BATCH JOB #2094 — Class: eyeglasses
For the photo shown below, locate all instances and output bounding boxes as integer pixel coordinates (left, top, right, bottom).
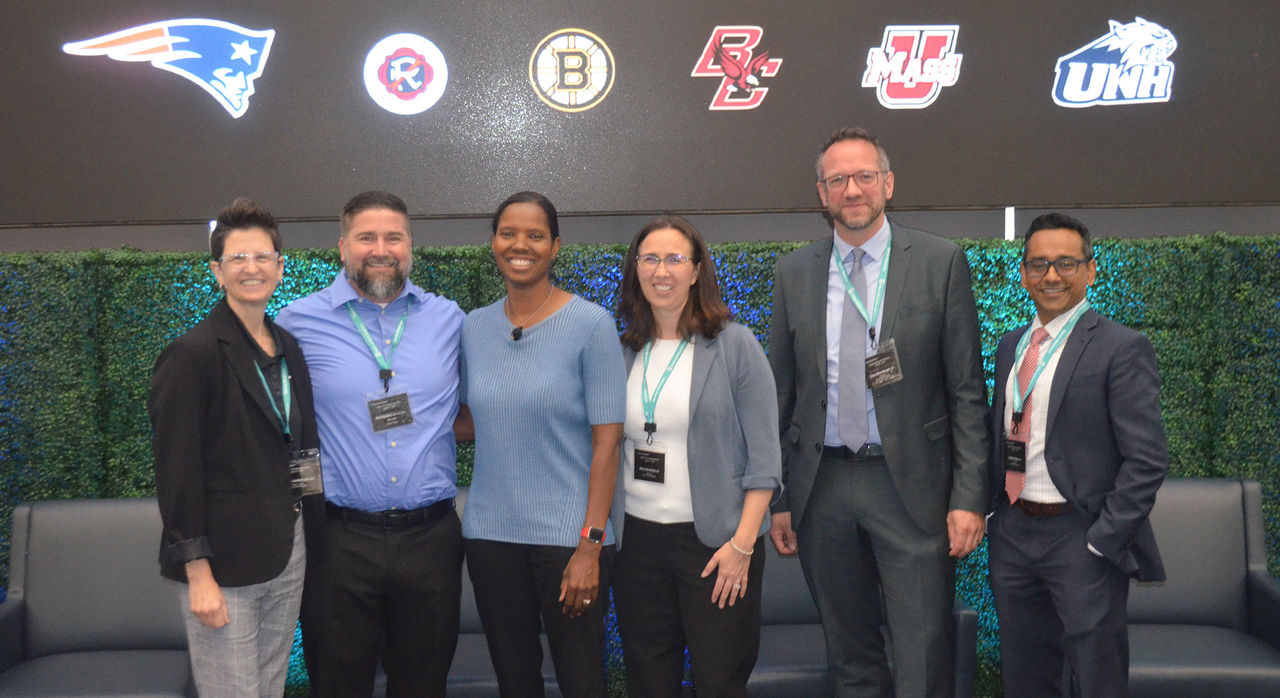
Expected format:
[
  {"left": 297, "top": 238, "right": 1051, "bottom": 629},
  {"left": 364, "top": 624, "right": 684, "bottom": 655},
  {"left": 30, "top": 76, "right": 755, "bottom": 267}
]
[
  {"left": 1022, "top": 257, "right": 1091, "bottom": 278},
  {"left": 637, "top": 253, "right": 693, "bottom": 271},
  {"left": 819, "top": 170, "right": 885, "bottom": 192},
  {"left": 217, "top": 251, "right": 283, "bottom": 269}
]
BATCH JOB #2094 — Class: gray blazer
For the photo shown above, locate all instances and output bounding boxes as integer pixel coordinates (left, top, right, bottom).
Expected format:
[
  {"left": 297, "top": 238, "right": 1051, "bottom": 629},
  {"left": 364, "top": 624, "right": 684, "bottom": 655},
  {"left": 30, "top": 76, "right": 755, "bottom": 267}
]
[
  {"left": 768, "top": 221, "right": 989, "bottom": 534},
  {"left": 989, "top": 309, "right": 1168, "bottom": 581},
  {"left": 614, "top": 322, "right": 783, "bottom": 548}
]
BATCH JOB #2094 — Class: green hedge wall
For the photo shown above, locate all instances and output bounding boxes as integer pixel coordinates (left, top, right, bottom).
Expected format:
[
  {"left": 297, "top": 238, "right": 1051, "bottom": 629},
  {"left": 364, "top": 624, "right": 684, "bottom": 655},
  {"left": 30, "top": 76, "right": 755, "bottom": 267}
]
[{"left": 1, "top": 234, "right": 1277, "bottom": 696}]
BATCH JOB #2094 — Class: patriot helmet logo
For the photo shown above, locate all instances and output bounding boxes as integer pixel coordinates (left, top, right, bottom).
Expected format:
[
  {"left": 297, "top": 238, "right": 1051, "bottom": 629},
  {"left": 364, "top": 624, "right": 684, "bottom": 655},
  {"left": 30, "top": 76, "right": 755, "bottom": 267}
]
[
  {"left": 1052, "top": 17, "right": 1177, "bottom": 108},
  {"left": 62, "top": 19, "right": 275, "bottom": 118},
  {"left": 861, "top": 25, "right": 963, "bottom": 110}
]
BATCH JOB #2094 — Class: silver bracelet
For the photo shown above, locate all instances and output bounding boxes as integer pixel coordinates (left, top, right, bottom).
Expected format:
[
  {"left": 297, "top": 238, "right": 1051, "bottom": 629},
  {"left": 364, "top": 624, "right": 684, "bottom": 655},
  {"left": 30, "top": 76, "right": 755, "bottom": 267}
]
[{"left": 729, "top": 538, "right": 753, "bottom": 556}]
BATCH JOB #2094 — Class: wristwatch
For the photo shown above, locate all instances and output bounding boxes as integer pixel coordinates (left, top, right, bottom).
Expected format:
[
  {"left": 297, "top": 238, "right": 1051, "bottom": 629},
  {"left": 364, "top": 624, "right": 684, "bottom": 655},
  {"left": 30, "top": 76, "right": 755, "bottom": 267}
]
[{"left": 580, "top": 526, "right": 605, "bottom": 544}]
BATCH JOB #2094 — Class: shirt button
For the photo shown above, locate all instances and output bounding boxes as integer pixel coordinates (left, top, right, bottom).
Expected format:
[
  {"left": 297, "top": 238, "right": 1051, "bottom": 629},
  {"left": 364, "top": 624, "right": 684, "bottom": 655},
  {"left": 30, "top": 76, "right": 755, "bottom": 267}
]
[
  {"left": 390, "top": 476, "right": 398, "bottom": 483},
  {"left": 390, "top": 441, "right": 397, "bottom": 447},
  {"left": 385, "top": 339, "right": 391, "bottom": 344}
]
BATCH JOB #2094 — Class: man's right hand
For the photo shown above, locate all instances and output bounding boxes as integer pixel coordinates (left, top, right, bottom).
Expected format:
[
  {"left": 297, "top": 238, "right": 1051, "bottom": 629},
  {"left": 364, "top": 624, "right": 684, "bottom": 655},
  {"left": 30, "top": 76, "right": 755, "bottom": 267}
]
[{"left": 770, "top": 512, "right": 798, "bottom": 555}]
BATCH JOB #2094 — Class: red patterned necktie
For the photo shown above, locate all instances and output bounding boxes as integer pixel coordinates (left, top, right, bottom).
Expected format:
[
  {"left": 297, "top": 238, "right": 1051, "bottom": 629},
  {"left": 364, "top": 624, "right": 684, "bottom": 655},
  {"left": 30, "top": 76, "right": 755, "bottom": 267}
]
[{"left": 1007, "top": 327, "right": 1050, "bottom": 503}]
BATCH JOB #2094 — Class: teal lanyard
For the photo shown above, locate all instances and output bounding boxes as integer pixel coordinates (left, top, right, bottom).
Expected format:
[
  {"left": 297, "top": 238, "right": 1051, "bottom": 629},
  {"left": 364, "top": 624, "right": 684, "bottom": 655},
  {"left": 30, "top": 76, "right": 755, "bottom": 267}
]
[
  {"left": 1011, "top": 301, "right": 1090, "bottom": 415},
  {"left": 253, "top": 357, "right": 292, "bottom": 439},
  {"left": 640, "top": 337, "right": 690, "bottom": 444},
  {"left": 345, "top": 300, "right": 410, "bottom": 391},
  {"left": 832, "top": 233, "right": 892, "bottom": 345}
]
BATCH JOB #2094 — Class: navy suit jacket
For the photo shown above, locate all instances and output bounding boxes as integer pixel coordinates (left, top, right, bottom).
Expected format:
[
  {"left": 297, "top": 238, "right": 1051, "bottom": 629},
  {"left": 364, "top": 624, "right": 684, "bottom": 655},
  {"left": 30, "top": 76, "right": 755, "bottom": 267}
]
[{"left": 989, "top": 309, "right": 1168, "bottom": 582}]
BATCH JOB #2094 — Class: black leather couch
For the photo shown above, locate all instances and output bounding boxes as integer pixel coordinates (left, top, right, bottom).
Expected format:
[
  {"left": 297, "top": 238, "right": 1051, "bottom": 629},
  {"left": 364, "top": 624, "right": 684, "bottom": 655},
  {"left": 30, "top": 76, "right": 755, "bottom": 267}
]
[
  {"left": 0, "top": 498, "right": 193, "bottom": 697},
  {"left": 1125, "top": 477, "right": 1280, "bottom": 697}
]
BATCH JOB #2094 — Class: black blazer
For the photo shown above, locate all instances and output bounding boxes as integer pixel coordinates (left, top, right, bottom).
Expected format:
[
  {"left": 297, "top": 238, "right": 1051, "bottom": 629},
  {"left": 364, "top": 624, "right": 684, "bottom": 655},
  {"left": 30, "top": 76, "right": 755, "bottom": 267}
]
[{"left": 150, "top": 298, "right": 324, "bottom": 586}]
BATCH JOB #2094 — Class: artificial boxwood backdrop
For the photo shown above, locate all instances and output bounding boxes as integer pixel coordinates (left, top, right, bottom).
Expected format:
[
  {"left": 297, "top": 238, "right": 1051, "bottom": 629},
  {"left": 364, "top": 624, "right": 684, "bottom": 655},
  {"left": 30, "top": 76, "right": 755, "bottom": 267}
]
[{"left": 1, "top": 234, "right": 1277, "bottom": 695}]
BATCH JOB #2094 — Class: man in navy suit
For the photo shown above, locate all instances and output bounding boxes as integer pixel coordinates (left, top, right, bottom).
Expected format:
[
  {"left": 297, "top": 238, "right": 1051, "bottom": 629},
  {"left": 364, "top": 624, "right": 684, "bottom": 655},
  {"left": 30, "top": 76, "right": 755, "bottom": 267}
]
[{"left": 987, "top": 212, "right": 1169, "bottom": 697}]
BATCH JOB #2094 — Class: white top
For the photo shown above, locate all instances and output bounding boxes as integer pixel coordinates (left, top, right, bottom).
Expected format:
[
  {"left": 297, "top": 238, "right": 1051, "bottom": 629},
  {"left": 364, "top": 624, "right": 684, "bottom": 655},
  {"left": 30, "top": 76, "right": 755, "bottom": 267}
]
[
  {"left": 1003, "top": 298, "right": 1089, "bottom": 503},
  {"left": 623, "top": 337, "right": 696, "bottom": 523}
]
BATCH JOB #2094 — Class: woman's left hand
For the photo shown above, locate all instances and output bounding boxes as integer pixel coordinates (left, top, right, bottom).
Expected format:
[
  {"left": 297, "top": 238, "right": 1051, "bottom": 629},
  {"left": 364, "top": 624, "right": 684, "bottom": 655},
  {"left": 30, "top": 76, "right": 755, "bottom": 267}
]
[
  {"left": 702, "top": 539, "right": 754, "bottom": 609},
  {"left": 559, "top": 541, "right": 602, "bottom": 617}
]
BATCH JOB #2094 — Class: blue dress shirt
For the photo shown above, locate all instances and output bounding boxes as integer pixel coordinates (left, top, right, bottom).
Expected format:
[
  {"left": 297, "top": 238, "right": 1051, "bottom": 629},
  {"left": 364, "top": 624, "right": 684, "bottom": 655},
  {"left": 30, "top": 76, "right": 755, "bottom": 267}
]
[{"left": 276, "top": 271, "right": 464, "bottom": 512}]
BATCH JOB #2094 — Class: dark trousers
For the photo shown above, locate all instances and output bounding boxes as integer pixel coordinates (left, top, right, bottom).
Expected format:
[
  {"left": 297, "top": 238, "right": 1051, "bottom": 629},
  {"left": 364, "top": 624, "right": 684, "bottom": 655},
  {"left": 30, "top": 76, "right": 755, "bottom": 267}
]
[
  {"left": 988, "top": 501, "right": 1131, "bottom": 698},
  {"left": 614, "top": 515, "right": 765, "bottom": 698},
  {"left": 797, "top": 454, "right": 955, "bottom": 698},
  {"left": 300, "top": 510, "right": 462, "bottom": 698},
  {"left": 463, "top": 538, "right": 614, "bottom": 698}
]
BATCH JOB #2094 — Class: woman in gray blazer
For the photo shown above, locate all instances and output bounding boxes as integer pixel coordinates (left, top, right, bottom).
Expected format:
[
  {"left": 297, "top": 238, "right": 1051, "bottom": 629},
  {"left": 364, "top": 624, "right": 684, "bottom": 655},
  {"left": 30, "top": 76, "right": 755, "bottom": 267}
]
[{"left": 613, "top": 214, "right": 782, "bottom": 697}]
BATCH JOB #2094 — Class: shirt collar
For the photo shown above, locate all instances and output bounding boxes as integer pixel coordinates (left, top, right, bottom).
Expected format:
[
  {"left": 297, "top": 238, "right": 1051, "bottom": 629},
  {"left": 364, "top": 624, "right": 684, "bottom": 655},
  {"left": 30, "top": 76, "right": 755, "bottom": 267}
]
[
  {"left": 326, "top": 269, "right": 427, "bottom": 309},
  {"left": 1032, "top": 297, "right": 1089, "bottom": 338},
  {"left": 832, "top": 218, "right": 891, "bottom": 265}
]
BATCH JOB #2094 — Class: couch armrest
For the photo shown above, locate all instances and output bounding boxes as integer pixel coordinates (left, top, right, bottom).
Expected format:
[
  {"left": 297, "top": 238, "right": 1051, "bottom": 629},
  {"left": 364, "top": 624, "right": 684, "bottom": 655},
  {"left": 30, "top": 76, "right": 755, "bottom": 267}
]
[
  {"left": 1247, "top": 568, "right": 1280, "bottom": 650},
  {"left": 0, "top": 594, "right": 25, "bottom": 673},
  {"left": 953, "top": 597, "right": 978, "bottom": 698}
]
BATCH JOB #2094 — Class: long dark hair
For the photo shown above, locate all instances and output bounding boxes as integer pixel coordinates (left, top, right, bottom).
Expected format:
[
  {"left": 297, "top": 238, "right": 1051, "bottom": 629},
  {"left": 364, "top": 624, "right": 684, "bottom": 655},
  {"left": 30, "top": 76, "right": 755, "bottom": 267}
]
[{"left": 618, "top": 214, "right": 731, "bottom": 351}]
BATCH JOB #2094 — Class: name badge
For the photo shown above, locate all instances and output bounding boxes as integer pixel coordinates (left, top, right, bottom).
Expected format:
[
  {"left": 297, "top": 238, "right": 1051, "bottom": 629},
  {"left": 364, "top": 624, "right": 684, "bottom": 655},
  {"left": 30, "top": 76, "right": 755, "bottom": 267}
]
[
  {"left": 367, "top": 391, "right": 413, "bottom": 432},
  {"left": 1003, "top": 437, "right": 1027, "bottom": 474},
  {"left": 865, "top": 337, "right": 904, "bottom": 389},
  {"left": 290, "top": 448, "right": 324, "bottom": 497},
  {"left": 633, "top": 441, "right": 667, "bottom": 483}
]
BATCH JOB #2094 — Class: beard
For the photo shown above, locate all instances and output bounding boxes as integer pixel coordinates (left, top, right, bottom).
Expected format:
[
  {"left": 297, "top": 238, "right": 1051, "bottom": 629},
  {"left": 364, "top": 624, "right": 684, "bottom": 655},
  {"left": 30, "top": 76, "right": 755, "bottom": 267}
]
[{"left": 347, "top": 256, "right": 409, "bottom": 301}]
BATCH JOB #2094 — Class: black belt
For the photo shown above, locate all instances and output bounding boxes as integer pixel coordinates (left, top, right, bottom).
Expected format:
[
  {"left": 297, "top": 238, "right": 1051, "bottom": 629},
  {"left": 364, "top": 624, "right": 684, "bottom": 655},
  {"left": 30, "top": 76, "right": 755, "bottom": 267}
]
[
  {"left": 1013, "top": 499, "right": 1074, "bottom": 517},
  {"left": 325, "top": 499, "right": 454, "bottom": 528},
  {"left": 822, "top": 444, "right": 885, "bottom": 461}
]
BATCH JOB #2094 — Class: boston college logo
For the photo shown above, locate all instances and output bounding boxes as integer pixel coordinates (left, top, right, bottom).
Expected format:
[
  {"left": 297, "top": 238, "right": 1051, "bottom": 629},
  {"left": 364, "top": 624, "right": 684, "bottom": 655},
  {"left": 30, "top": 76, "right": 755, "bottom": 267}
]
[{"left": 691, "top": 26, "right": 782, "bottom": 111}]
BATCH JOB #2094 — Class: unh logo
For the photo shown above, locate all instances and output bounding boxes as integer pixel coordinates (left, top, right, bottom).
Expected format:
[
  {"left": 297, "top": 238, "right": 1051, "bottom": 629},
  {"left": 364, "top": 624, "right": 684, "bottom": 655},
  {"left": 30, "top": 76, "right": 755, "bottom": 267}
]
[
  {"left": 861, "top": 25, "right": 962, "bottom": 109},
  {"left": 1052, "top": 17, "right": 1177, "bottom": 108},
  {"left": 691, "top": 26, "right": 782, "bottom": 111}
]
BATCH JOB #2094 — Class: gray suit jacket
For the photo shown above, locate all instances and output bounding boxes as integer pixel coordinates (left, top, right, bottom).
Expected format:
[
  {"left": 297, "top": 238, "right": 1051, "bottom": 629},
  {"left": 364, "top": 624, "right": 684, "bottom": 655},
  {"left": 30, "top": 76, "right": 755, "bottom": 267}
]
[
  {"left": 989, "top": 309, "right": 1168, "bottom": 582},
  {"left": 615, "top": 322, "right": 782, "bottom": 548},
  {"left": 768, "top": 222, "right": 989, "bottom": 534}
]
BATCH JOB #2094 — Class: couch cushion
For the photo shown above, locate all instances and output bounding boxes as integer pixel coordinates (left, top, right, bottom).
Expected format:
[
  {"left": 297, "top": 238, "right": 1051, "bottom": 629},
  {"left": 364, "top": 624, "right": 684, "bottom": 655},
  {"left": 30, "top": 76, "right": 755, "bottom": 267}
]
[
  {"left": 19, "top": 499, "right": 187, "bottom": 658},
  {"left": 0, "top": 649, "right": 192, "bottom": 697},
  {"left": 751, "top": 624, "right": 831, "bottom": 697},
  {"left": 1127, "top": 479, "right": 1247, "bottom": 630},
  {"left": 1129, "top": 624, "right": 1280, "bottom": 698}
]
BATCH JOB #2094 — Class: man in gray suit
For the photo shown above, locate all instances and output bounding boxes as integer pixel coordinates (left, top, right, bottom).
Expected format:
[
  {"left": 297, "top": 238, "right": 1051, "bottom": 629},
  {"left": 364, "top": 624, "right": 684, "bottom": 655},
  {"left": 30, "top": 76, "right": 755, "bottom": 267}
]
[
  {"left": 768, "top": 127, "right": 988, "bottom": 697},
  {"left": 987, "top": 213, "right": 1167, "bottom": 697}
]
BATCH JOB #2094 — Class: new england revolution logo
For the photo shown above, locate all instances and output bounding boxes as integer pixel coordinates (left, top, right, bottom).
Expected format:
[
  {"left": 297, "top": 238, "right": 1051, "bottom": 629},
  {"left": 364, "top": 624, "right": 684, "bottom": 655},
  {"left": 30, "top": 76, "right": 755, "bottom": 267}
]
[
  {"left": 861, "top": 25, "right": 963, "bottom": 109},
  {"left": 363, "top": 33, "right": 449, "bottom": 115},
  {"left": 1052, "top": 17, "right": 1176, "bottom": 108},
  {"left": 691, "top": 26, "right": 782, "bottom": 111},
  {"left": 62, "top": 19, "right": 275, "bottom": 119},
  {"left": 529, "top": 29, "right": 614, "bottom": 112}
]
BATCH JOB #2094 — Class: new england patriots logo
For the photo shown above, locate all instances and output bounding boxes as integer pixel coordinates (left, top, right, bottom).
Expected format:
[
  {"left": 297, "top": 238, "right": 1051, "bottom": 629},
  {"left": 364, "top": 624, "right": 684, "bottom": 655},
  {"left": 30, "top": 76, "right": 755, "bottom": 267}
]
[{"left": 63, "top": 19, "right": 276, "bottom": 118}]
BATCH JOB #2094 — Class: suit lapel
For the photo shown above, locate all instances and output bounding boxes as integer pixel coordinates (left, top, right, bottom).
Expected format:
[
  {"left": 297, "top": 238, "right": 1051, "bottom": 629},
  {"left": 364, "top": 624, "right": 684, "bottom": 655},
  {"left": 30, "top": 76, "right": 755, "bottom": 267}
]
[
  {"left": 212, "top": 301, "right": 283, "bottom": 435},
  {"left": 1045, "top": 309, "right": 1098, "bottom": 437},
  {"left": 879, "top": 226, "right": 913, "bottom": 341},
  {"left": 806, "top": 240, "right": 833, "bottom": 382},
  {"left": 688, "top": 333, "right": 716, "bottom": 417}
]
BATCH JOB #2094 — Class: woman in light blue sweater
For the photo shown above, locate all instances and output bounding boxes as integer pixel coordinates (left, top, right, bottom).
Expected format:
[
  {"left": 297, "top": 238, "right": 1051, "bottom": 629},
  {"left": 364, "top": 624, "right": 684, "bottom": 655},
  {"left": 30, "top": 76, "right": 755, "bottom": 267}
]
[
  {"left": 459, "top": 191, "right": 626, "bottom": 697},
  {"left": 612, "top": 214, "right": 782, "bottom": 697}
]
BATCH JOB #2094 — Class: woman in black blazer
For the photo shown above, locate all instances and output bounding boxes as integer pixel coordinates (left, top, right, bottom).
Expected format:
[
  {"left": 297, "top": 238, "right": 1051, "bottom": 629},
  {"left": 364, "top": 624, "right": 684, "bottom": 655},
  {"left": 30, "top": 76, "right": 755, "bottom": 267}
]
[{"left": 149, "top": 198, "right": 323, "bottom": 697}]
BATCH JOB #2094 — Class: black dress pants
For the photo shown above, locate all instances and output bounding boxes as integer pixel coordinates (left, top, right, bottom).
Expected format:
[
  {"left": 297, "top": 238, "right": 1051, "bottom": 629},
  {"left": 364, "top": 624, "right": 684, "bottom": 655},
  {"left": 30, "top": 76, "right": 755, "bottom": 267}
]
[
  {"left": 614, "top": 515, "right": 765, "bottom": 698},
  {"left": 463, "top": 537, "right": 615, "bottom": 698},
  {"left": 301, "top": 509, "right": 462, "bottom": 698}
]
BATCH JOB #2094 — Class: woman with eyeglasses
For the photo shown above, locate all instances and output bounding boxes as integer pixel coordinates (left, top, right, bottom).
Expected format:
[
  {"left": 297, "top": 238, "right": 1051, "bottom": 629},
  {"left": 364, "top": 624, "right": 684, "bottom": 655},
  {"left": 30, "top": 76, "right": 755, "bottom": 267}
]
[
  {"left": 458, "top": 191, "right": 626, "bottom": 697},
  {"left": 150, "top": 198, "right": 324, "bottom": 697},
  {"left": 612, "top": 214, "right": 781, "bottom": 697}
]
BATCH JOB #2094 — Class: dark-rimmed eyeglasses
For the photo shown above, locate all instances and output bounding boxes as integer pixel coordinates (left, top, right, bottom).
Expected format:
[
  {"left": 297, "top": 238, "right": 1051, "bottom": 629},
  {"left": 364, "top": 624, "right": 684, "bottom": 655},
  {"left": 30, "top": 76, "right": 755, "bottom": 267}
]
[
  {"left": 819, "top": 170, "right": 885, "bottom": 192},
  {"left": 1022, "top": 257, "right": 1091, "bottom": 278}
]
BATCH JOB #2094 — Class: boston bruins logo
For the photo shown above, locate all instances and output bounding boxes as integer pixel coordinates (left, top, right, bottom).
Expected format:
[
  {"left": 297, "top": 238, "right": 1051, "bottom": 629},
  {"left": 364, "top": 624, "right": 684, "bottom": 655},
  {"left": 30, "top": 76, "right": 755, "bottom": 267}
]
[{"left": 528, "top": 28, "right": 615, "bottom": 112}]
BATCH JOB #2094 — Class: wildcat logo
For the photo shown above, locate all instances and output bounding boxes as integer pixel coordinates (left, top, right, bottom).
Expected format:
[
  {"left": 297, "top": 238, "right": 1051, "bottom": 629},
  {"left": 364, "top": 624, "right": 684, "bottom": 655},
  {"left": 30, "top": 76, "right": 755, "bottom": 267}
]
[
  {"left": 691, "top": 26, "right": 782, "bottom": 111},
  {"left": 1052, "top": 17, "right": 1177, "bottom": 108},
  {"left": 861, "top": 25, "right": 962, "bottom": 109}
]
